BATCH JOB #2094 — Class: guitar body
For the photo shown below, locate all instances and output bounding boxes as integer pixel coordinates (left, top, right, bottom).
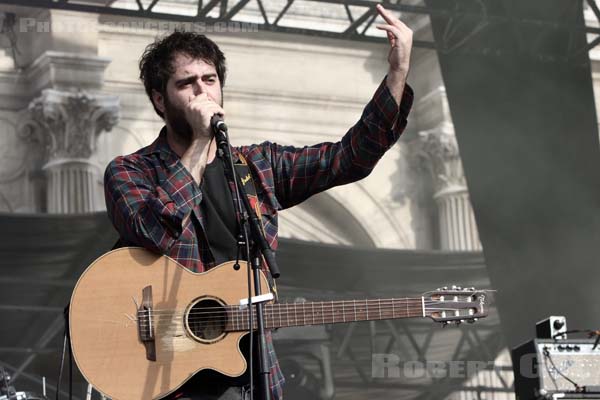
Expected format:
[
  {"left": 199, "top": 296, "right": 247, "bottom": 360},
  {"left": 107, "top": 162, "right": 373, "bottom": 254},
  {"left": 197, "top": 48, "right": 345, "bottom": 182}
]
[{"left": 69, "top": 247, "right": 269, "bottom": 400}]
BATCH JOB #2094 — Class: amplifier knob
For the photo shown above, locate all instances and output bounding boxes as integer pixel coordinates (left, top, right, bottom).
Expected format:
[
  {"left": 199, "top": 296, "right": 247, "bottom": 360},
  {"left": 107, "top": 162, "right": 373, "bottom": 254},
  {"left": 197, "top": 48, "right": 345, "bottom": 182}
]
[
  {"left": 574, "top": 345, "right": 580, "bottom": 352},
  {"left": 558, "top": 345, "right": 565, "bottom": 351}
]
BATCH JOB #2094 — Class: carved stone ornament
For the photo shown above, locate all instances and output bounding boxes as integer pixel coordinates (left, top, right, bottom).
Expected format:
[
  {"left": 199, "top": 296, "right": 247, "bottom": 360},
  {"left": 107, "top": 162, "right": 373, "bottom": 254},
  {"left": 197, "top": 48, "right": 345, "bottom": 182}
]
[
  {"left": 417, "top": 122, "right": 467, "bottom": 194},
  {"left": 19, "top": 89, "right": 120, "bottom": 162}
]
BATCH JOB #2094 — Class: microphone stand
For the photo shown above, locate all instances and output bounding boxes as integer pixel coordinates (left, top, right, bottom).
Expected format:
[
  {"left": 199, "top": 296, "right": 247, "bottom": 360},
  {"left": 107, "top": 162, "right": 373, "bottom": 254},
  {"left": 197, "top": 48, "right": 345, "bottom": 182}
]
[{"left": 212, "top": 117, "right": 280, "bottom": 400}]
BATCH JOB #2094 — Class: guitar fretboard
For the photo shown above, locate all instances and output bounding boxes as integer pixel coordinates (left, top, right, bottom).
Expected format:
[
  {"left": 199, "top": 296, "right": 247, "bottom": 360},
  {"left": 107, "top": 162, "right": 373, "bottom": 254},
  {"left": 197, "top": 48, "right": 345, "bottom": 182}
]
[{"left": 224, "top": 298, "right": 424, "bottom": 331}]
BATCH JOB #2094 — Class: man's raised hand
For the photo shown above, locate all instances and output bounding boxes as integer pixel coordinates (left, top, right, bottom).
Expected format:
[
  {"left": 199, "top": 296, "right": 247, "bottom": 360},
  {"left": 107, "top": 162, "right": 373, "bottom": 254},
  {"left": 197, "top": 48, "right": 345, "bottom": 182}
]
[{"left": 376, "top": 3, "right": 413, "bottom": 103}]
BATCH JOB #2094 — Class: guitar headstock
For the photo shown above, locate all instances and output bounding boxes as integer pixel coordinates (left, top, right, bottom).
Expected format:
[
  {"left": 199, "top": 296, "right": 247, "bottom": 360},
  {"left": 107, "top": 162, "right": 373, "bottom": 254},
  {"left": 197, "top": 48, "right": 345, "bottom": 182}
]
[{"left": 422, "top": 286, "right": 488, "bottom": 326}]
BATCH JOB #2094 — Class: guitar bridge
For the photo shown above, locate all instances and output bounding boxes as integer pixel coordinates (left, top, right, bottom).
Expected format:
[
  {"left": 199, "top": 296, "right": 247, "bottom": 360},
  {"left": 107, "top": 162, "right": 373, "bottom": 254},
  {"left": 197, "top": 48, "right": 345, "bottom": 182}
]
[{"left": 137, "top": 285, "right": 156, "bottom": 361}]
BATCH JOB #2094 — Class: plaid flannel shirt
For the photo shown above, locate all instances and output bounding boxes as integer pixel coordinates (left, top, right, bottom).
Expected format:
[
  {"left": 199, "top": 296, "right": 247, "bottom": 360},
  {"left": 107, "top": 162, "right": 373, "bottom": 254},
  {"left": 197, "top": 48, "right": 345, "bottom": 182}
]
[{"left": 104, "top": 78, "right": 413, "bottom": 399}]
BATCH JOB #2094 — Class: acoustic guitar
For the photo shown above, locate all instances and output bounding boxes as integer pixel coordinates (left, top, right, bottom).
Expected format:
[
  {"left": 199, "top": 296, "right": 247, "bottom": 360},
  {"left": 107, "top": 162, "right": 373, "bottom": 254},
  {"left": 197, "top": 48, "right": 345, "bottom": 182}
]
[{"left": 69, "top": 247, "right": 488, "bottom": 400}]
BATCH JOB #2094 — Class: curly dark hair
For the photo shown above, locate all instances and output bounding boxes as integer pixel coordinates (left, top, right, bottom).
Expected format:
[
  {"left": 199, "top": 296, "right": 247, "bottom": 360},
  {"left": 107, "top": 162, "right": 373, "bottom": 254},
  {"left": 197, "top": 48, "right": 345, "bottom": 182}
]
[{"left": 139, "top": 31, "right": 227, "bottom": 119}]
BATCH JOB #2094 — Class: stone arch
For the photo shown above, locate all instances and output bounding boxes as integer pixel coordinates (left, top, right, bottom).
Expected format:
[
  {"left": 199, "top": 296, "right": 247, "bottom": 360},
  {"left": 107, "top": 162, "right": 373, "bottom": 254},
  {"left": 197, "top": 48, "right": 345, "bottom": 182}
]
[
  {"left": 279, "top": 185, "right": 410, "bottom": 248},
  {"left": 278, "top": 190, "right": 376, "bottom": 247}
]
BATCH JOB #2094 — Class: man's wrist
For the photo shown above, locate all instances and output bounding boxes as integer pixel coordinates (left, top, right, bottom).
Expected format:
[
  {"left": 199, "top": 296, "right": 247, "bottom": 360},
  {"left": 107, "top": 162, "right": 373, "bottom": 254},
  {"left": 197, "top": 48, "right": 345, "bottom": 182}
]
[{"left": 386, "top": 68, "right": 409, "bottom": 106}]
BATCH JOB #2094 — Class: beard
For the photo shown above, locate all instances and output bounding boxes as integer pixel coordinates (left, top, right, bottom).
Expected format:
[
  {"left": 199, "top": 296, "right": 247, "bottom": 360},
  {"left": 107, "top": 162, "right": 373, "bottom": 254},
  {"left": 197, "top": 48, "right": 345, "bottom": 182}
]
[{"left": 164, "top": 95, "right": 193, "bottom": 144}]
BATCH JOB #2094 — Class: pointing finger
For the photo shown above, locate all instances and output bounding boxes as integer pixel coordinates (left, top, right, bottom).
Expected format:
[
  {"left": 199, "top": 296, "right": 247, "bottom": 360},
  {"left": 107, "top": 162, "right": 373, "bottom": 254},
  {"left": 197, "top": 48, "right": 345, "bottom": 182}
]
[{"left": 376, "top": 4, "right": 397, "bottom": 26}]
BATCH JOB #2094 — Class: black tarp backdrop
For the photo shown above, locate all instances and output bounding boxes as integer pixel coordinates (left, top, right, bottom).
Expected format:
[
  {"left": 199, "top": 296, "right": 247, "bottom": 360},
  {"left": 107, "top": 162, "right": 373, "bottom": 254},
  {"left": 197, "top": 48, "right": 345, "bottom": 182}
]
[{"left": 424, "top": 0, "right": 600, "bottom": 347}]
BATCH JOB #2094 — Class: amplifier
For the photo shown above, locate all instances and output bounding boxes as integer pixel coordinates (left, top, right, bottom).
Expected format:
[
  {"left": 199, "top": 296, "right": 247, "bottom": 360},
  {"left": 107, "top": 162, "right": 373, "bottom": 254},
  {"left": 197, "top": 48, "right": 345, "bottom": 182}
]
[{"left": 512, "top": 339, "right": 600, "bottom": 400}]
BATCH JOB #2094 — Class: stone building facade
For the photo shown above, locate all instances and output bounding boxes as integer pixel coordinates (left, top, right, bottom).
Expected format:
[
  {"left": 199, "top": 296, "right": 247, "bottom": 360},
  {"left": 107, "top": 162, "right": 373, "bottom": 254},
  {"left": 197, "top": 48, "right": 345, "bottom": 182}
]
[
  {"left": 0, "top": 2, "right": 520, "bottom": 399},
  {"left": 0, "top": 1, "right": 483, "bottom": 253}
]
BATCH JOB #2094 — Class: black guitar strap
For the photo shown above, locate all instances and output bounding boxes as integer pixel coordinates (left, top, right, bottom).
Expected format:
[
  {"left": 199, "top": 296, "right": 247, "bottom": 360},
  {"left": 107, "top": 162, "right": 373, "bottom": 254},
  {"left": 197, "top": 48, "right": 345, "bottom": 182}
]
[{"left": 233, "top": 153, "right": 279, "bottom": 302}]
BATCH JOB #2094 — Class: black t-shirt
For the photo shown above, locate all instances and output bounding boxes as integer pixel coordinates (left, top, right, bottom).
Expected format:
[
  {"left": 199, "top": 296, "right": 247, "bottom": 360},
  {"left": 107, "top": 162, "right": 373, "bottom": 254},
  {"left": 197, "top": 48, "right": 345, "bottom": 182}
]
[
  {"left": 168, "top": 158, "right": 255, "bottom": 396},
  {"left": 200, "top": 158, "right": 240, "bottom": 265}
]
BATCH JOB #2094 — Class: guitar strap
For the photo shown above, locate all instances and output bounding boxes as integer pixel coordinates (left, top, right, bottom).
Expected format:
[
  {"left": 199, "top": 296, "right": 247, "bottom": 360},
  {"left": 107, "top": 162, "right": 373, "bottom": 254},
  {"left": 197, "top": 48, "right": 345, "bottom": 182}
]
[{"left": 233, "top": 153, "right": 279, "bottom": 302}]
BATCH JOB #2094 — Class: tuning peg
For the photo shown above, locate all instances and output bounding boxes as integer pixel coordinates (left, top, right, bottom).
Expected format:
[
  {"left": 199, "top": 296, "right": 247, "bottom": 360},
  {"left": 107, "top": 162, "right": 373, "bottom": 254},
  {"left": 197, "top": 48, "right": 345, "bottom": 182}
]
[
  {"left": 467, "top": 319, "right": 475, "bottom": 324},
  {"left": 442, "top": 286, "right": 448, "bottom": 290},
  {"left": 442, "top": 322, "right": 449, "bottom": 328},
  {"left": 451, "top": 285, "right": 457, "bottom": 290}
]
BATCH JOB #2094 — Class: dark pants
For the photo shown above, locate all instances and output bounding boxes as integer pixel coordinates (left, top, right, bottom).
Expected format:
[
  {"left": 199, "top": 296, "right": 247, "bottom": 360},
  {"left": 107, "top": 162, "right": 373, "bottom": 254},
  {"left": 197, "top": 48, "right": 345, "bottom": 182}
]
[
  {"left": 163, "top": 341, "right": 258, "bottom": 400},
  {"left": 163, "top": 371, "right": 257, "bottom": 400}
]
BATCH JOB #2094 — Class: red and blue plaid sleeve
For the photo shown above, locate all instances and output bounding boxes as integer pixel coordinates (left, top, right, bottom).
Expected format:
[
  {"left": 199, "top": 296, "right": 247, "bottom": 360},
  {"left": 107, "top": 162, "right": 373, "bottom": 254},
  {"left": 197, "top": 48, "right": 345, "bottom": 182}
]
[
  {"left": 259, "top": 79, "right": 413, "bottom": 209},
  {"left": 366, "top": 75, "right": 414, "bottom": 145},
  {"left": 104, "top": 155, "right": 202, "bottom": 253}
]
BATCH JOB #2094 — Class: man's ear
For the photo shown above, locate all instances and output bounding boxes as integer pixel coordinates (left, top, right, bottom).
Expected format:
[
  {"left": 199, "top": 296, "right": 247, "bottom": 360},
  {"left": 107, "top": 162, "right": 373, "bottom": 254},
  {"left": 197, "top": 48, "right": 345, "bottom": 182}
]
[{"left": 151, "top": 89, "right": 166, "bottom": 115}]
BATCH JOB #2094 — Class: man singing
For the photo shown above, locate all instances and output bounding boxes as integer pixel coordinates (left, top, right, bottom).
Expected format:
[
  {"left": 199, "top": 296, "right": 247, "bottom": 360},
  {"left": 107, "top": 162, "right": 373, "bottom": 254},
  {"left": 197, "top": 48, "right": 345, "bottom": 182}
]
[{"left": 104, "top": 4, "right": 414, "bottom": 399}]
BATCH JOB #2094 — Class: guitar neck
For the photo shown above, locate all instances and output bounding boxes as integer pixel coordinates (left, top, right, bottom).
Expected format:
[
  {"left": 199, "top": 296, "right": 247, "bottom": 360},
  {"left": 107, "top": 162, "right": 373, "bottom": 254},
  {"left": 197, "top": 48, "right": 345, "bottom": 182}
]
[{"left": 225, "top": 297, "right": 425, "bottom": 331}]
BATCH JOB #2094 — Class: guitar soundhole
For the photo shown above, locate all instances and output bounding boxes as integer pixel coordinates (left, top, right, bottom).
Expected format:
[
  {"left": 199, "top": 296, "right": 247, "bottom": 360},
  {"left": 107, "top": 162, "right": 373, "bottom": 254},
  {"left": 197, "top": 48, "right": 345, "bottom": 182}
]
[{"left": 185, "top": 297, "right": 227, "bottom": 344}]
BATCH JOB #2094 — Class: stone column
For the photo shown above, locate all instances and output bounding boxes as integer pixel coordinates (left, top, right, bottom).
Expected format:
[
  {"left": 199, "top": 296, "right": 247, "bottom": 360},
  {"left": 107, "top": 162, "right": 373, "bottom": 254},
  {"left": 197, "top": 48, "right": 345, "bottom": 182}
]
[
  {"left": 20, "top": 89, "right": 119, "bottom": 213},
  {"left": 419, "top": 122, "right": 482, "bottom": 251}
]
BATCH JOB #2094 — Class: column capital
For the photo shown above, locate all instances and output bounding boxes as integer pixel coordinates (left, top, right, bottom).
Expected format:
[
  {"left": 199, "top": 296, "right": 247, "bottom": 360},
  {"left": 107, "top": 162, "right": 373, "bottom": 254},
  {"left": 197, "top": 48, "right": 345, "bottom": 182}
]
[
  {"left": 19, "top": 88, "right": 120, "bottom": 162},
  {"left": 417, "top": 122, "right": 467, "bottom": 195},
  {"left": 415, "top": 123, "right": 481, "bottom": 251}
]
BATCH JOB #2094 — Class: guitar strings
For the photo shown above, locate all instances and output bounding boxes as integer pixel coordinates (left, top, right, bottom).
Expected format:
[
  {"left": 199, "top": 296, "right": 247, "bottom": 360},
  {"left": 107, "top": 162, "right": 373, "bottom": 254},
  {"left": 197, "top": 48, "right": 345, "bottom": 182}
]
[
  {"left": 137, "top": 301, "right": 460, "bottom": 320},
  {"left": 131, "top": 297, "right": 481, "bottom": 326},
  {"left": 151, "top": 303, "right": 461, "bottom": 316},
  {"left": 138, "top": 300, "right": 475, "bottom": 318},
  {"left": 137, "top": 313, "right": 477, "bottom": 332},
  {"left": 141, "top": 306, "right": 478, "bottom": 324},
  {"left": 143, "top": 298, "right": 477, "bottom": 315},
  {"left": 147, "top": 295, "right": 477, "bottom": 310},
  {"left": 141, "top": 309, "right": 471, "bottom": 324},
  {"left": 135, "top": 304, "right": 479, "bottom": 329}
]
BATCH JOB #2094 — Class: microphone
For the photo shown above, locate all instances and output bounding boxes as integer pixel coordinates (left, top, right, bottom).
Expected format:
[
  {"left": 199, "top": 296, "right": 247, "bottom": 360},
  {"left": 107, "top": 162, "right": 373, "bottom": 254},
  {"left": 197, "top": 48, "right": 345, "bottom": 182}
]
[
  {"left": 211, "top": 114, "right": 228, "bottom": 149},
  {"left": 211, "top": 114, "right": 227, "bottom": 133}
]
